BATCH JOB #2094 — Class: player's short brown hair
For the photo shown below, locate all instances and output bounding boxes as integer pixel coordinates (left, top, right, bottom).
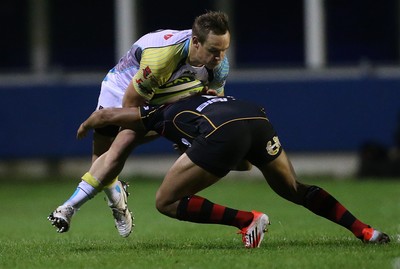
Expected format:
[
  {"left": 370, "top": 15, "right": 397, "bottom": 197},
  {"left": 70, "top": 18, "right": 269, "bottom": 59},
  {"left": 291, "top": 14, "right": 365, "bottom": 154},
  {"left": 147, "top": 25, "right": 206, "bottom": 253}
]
[{"left": 192, "top": 11, "right": 230, "bottom": 44}]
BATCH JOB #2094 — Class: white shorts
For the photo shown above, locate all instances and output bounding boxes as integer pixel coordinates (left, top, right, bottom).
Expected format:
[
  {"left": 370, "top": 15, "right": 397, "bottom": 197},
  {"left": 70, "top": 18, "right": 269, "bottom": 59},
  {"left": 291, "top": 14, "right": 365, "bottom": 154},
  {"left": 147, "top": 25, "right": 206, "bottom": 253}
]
[{"left": 96, "top": 70, "right": 137, "bottom": 110}]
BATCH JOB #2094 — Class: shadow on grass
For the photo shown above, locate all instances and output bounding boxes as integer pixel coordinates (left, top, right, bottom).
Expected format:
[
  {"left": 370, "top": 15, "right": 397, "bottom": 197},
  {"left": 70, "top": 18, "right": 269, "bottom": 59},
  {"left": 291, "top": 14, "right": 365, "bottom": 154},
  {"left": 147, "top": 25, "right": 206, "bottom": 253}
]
[
  {"left": 67, "top": 237, "right": 390, "bottom": 253},
  {"left": 71, "top": 240, "right": 241, "bottom": 252}
]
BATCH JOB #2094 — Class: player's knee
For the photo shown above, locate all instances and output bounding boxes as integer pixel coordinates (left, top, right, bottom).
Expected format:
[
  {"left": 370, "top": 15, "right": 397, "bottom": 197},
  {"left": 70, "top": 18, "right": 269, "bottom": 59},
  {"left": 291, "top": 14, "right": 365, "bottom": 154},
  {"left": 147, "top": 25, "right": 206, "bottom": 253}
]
[
  {"left": 290, "top": 182, "right": 309, "bottom": 204},
  {"left": 155, "top": 191, "right": 181, "bottom": 219},
  {"left": 277, "top": 181, "right": 308, "bottom": 205},
  {"left": 155, "top": 190, "right": 168, "bottom": 215}
]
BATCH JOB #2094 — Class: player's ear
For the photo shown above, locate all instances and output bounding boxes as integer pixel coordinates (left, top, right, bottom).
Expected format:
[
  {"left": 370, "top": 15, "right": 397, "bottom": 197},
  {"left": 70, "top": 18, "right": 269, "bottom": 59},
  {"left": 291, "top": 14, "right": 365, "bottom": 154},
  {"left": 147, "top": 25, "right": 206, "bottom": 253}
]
[{"left": 192, "top": 36, "right": 200, "bottom": 48}]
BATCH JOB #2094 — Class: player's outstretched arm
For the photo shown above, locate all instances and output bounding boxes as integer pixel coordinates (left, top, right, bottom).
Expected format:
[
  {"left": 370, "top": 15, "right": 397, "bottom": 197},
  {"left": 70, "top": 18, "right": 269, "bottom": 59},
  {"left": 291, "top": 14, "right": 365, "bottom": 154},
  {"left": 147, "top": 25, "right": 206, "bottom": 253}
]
[{"left": 77, "top": 107, "right": 143, "bottom": 139}]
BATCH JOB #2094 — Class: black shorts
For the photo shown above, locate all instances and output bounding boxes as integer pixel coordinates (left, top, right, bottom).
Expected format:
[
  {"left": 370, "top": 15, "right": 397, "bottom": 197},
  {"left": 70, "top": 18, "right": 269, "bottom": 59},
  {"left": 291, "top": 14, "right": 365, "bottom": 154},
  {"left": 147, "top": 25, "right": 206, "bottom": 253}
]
[
  {"left": 94, "top": 125, "right": 120, "bottom": 137},
  {"left": 94, "top": 105, "right": 120, "bottom": 137},
  {"left": 186, "top": 118, "right": 282, "bottom": 177}
]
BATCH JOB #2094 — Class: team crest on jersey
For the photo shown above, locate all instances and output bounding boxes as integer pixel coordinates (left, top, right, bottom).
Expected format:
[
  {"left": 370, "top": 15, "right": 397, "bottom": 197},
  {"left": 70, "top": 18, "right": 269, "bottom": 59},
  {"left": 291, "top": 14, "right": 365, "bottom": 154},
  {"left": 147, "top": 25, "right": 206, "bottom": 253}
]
[{"left": 266, "top": 136, "right": 281, "bottom": 156}]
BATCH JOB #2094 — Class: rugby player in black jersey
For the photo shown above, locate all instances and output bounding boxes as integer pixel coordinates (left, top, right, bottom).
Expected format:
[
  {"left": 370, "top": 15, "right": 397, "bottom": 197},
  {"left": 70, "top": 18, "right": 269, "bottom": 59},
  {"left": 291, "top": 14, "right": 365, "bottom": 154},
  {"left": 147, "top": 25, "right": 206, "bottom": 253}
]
[{"left": 72, "top": 95, "right": 390, "bottom": 248}]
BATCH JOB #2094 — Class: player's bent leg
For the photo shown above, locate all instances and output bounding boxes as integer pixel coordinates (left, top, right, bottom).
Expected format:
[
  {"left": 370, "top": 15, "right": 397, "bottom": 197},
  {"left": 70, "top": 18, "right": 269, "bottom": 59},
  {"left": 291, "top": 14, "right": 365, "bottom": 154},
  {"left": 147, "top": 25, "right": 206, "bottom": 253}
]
[
  {"left": 92, "top": 131, "right": 115, "bottom": 162},
  {"left": 155, "top": 153, "right": 270, "bottom": 248},
  {"left": 91, "top": 129, "right": 138, "bottom": 185},
  {"left": 94, "top": 129, "right": 154, "bottom": 237},
  {"left": 104, "top": 130, "right": 155, "bottom": 237},
  {"left": 301, "top": 186, "right": 390, "bottom": 243},
  {"left": 258, "top": 150, "right": 390, "bottom": 244},
  {"left": 155, "top": 153, "right": 221, "bottom": 218},
  {"left": 257, "top": 150, "right": 309, "bottom": 205},
  {"left": 91, "top": 129, "right": 139, "bottom": 237}
]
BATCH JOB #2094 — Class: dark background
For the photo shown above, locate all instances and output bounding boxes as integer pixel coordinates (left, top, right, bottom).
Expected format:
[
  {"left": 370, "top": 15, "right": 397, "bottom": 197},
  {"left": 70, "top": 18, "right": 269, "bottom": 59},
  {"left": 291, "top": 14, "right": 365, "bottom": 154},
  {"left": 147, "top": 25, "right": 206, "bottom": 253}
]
[
  {"left": 1, "top": 0, "right": 399, "bottom": 72},
  {"left": 1, "top": 0, "right": 399, "bottom": 161}
]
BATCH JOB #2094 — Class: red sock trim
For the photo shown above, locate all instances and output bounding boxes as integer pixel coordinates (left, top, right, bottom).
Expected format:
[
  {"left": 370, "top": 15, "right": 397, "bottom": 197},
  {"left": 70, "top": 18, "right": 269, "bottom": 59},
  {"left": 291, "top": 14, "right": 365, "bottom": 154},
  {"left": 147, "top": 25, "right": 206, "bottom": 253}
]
[
  {"left": 210, "top": 204, "right": 225, "bottom": 222},
  {"left": 351, "top": 219, "right": 369, "bottom": 238}
]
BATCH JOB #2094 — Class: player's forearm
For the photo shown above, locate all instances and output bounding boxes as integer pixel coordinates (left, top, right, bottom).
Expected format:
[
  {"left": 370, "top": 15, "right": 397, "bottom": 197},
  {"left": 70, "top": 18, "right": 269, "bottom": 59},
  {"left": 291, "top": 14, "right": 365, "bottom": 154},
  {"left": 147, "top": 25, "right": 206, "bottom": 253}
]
[
  {"left": 77, "top": 110, "right": 110, "bottom": 139},
  {"left": 83, "top": 109, "right": 112, "bottom": 129},
  {"left": 77, "top": 108, "right": 133, "bottom": 139},
  {"left": 92, "top": 108, "right": 145, "bottom": 131}
]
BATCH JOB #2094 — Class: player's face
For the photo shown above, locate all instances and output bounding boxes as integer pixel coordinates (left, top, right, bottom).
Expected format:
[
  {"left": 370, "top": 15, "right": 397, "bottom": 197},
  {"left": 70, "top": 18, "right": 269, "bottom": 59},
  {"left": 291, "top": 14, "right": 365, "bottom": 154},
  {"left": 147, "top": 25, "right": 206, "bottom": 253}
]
[{"left": 194, "top": 31, "right": 230, "bottom": 69}]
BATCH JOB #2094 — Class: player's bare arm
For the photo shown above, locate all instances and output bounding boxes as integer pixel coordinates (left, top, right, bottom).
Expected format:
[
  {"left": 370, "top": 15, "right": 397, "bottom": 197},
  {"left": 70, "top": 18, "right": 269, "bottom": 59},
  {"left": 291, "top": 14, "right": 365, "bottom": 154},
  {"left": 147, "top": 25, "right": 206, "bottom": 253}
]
[
  {"left": 122, "top": 80, "right": 148, "bottom": 108},
  {"left": 77, "top": 107, "right": 143, "bottom": 139}
]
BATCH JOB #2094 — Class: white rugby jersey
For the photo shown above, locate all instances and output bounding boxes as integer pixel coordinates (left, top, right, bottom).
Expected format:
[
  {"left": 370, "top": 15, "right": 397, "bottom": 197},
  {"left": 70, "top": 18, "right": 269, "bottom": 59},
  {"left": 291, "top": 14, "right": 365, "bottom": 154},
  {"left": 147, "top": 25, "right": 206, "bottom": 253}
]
[{"left": 103, "top": 29, "right": 229, "bottom": 105}]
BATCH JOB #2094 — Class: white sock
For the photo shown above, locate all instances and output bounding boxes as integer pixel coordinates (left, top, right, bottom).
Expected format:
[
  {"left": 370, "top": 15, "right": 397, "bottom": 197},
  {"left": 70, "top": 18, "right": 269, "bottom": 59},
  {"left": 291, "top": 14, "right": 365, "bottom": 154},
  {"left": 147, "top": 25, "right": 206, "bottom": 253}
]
[
  {"left": 103, "top": 180, "right": 122, "bottom": 206},
  {"left": 63, "top": 181, "right": 98, "bottom": 209}
]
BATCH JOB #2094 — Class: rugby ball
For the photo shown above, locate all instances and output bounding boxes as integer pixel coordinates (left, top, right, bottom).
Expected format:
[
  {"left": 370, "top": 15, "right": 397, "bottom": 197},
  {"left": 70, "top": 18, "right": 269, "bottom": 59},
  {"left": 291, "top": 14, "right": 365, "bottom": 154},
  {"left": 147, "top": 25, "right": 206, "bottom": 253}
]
[{"left": 151, "top": 77, "right": 205, "bottom": 105}]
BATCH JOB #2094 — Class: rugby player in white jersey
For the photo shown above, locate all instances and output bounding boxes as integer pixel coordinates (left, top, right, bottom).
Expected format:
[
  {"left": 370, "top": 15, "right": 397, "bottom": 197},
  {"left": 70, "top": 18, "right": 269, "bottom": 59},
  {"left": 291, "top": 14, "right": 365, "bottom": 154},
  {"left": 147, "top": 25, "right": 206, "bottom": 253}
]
[{"left": 48, "top": 11, "right": 230, "bottom": 237}]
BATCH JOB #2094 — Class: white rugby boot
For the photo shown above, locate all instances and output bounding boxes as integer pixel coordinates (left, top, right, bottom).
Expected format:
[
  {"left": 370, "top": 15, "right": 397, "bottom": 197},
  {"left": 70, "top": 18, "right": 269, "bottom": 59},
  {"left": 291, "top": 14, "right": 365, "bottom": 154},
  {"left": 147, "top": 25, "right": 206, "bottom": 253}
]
[
  {"left": 107, "top": 180, "right": 134, "bottom": 238},
  {"left": 48, "top": 205, "right": 76, "bottom": 233}
]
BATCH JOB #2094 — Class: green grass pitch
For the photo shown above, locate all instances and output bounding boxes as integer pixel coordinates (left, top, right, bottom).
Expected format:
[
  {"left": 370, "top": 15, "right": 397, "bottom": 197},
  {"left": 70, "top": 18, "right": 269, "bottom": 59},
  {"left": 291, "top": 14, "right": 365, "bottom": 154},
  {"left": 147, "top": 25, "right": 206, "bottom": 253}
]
[{"left": 0, "top": 175, "right": 399, "bottom": 269}]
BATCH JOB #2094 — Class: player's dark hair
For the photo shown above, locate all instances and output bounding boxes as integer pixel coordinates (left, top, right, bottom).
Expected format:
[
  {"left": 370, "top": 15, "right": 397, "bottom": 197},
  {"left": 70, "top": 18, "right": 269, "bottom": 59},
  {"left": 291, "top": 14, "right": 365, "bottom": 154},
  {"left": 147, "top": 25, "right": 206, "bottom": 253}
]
[{"left": 192, "top": 11, "right": 230, "bottom": 44}]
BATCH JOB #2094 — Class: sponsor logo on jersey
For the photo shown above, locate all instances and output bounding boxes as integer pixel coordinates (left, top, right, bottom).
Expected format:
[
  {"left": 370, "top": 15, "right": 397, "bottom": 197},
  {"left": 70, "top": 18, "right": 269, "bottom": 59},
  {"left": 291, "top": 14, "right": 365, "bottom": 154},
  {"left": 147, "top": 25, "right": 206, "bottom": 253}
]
[
  {"left": 266, "top": 136, "right": 281, "bottom": 156},
  {"left": 164, "top": 34, "right": 173, "bottom": 40},
  {"left": 196, "top": 97, "right": 228, "bottom": 112},
  {"left": 135, "top": 78, "right": 153, "bottom": 95},
  {"left": 143, "top": 66, "right": 152, "bottom": 79},
  {"left": 162, "top": 76, "right": 194, "bottom": 88}
]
